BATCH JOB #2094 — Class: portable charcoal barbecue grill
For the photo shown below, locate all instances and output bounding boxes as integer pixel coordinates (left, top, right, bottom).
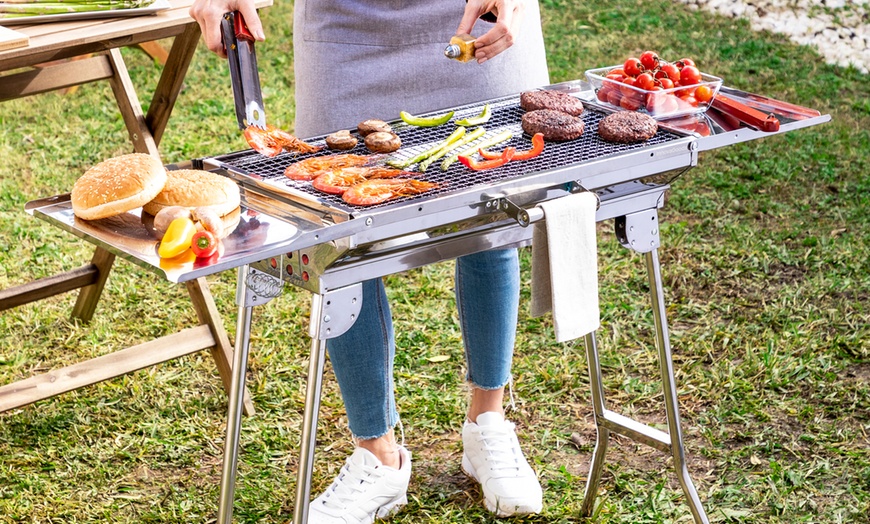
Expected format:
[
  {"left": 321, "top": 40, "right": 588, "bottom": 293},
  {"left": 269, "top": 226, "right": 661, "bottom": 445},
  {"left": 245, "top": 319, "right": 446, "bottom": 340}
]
[{"left": 25, "top": 80, "right": 829, "bottom": 524}]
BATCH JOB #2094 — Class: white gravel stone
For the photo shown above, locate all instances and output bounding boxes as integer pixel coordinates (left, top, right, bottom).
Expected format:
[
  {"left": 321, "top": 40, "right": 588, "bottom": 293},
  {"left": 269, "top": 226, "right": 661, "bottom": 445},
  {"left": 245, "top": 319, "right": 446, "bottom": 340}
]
[{"left": 673, "top": 0, "right": 870, "bottom": 73}]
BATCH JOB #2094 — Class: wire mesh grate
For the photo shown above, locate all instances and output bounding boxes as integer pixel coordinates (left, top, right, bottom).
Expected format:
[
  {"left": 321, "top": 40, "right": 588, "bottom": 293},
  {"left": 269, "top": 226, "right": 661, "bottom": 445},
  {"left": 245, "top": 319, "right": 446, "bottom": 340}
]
[{"left": 212, "top": 94, "right": 686, "bottom": 214}]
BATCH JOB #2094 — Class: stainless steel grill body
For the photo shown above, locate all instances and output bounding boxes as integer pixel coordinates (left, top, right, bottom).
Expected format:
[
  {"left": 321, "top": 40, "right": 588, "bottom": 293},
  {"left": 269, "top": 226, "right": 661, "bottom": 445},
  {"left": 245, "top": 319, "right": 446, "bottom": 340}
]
[{"left": 25, "top": 81, "right": 831, "bottom": 524}]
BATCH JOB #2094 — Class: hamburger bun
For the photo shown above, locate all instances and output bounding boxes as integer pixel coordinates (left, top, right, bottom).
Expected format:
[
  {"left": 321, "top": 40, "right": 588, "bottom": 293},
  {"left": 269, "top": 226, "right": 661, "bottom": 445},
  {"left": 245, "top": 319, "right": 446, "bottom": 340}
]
[
  {"left": 71, "top": 153, "right": 167, "bottom": 220},
  {"left": 143, "top": 169, "right": 240, "bottom": 217}
]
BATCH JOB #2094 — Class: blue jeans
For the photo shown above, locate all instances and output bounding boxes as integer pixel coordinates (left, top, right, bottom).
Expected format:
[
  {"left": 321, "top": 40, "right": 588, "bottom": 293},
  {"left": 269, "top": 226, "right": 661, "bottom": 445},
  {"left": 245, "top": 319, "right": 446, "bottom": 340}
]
[{"left": 326, "top": 248, "right": 520, "bottom": 440}]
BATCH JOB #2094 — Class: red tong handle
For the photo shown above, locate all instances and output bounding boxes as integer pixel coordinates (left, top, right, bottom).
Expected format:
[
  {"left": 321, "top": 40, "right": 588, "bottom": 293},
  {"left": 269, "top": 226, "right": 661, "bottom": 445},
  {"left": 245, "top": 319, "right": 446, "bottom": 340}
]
[
  {"left": 712, "top": 93, "right": 780, "bottom": 132},
  {"left": 233, "top": 11, "right": 255, "bottom": 42}
]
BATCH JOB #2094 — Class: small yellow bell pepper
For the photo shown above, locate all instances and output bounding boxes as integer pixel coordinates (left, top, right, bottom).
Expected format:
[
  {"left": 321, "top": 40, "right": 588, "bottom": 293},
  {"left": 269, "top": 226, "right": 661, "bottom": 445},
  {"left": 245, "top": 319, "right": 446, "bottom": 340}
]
[{"left": 158, "top": 217, "right": 197, "bottom": 259}]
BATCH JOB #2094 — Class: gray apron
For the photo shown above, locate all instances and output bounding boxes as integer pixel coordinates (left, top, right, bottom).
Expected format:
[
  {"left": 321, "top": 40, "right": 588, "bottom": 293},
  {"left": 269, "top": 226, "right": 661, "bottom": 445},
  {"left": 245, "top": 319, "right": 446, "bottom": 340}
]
[{"left": 292, "top": 0, "right": 550, "bottom": 138}]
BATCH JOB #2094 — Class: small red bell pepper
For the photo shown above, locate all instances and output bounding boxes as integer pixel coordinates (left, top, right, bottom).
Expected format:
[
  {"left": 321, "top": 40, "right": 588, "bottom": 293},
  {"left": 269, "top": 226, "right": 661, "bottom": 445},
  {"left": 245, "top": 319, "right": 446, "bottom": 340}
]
[
  {"left": 478, "top": 133, "right": 545, "bottom": 161},
  {"left": 459, "top": 147, "right": 516, "bottom": 171},
  {"left": 191, "top": 230, "right": 219, "bottom": 259}
]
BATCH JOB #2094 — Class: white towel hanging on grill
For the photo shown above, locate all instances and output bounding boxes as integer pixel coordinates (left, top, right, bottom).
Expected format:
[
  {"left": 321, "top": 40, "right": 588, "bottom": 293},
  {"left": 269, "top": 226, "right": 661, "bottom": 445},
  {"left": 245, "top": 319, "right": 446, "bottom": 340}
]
[{"left": 530, "top": 191, "right": 600, "bottom": 343}]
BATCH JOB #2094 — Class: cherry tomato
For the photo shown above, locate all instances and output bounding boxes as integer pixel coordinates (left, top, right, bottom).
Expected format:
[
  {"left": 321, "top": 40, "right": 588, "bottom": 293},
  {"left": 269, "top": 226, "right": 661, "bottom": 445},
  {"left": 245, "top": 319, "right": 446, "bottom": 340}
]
[
  {"left": 608, "top": 67, "right": 626, "bottom": 76},
  {"left": 680, "top": 65, "right": 702, "bottom": 85},
  {"left": 606, "top": 89, "right": 623, "bottom": 107},
  {"left": 645, "top": 88, "right": 664, "bottom": 113},
  {"left": 676, "top": 58, "right": 696, "bottom": 69},
  {"left": 639, "top": 50, "right": 659, "bottom": 71},
  {"left": 606, "top": 72, "right": 626, "bottom": 82},
  {"left": 659, "top": 62, "right": 681, "bottom": 82},
  {"left": 693, "top": 84, "right": 713, "bottom": 103},
  {"left": 597, "top": 86, "right": 611, "bottom": 102},
  {"left": 679, "top": 94, "right": 699, "bottom": 107},
  {"left": 620, "top": 94, "right": 642, "bottom": 111},
  {"left": 191, "top": 230, "right": 219, "bottom": 258},
  {"left": 623, "top": 57, "right": 643, "bottom": 76},
  {"left": 658, "top": 77, "right": 675, "bottom": 90},
  {"left": 648, "top": 94, "right": 680, "bottom": 116},
  {"left": 635, "top": 72, "right": 655, "bottom": 91},
  {"left": 619, "top": 76, "right": 639, "bottom": 96}
]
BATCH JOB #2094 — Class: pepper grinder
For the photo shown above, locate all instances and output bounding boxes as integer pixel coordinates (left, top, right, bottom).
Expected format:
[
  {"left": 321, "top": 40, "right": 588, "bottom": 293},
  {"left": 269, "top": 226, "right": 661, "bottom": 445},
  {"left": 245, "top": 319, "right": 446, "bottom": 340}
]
[{"left": 444, "top": 33, "right": 477, "bottom": 62}]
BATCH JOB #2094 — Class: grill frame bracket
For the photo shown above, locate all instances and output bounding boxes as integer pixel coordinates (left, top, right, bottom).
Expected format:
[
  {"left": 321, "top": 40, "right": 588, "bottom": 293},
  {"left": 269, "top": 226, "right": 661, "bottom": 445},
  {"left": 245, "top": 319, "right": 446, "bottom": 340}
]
[{"left": 615, "top": 209, "right": 661, "bottom": 253}]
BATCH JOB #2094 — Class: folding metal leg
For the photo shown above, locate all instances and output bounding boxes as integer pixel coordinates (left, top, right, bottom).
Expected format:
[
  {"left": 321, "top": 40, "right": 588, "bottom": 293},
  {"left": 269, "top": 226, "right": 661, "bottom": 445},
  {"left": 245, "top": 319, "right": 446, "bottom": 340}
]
[
  {"left": 217, "top": 266, "right": 283, "bottom": 524},
  {"left": 291, "top": 283, "right": 363, "bottom": 524},
  {"left": 645, "top": 248, "right": 709, "bottom": 524},
  {"left": 217, "top": 266, "right": 257, "bottom": 524},
  {"left": 291, "top": 295, "right": 329, "bottom": 524},
  {"left": 580, "top": 210, "right": 709, "bottom": 523},
  {"left": 580, "top": 330, "right": 611, "bottom": 518}
]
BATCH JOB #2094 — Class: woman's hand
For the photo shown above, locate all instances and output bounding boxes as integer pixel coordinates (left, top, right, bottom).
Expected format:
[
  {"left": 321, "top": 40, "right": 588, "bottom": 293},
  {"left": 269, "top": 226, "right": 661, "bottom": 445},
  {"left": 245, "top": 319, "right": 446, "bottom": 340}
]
[
  {"left": 189, "top": 0, "right": 266, "bottom": 58},
  {"left": 457, "top": 0, "right": 527, "bottom": 64}
]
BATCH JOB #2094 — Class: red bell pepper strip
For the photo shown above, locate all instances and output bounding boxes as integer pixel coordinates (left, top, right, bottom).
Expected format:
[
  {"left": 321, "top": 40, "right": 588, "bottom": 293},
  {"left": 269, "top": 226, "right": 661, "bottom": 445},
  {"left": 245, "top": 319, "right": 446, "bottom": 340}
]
[
  {"left": 459, "top": 147, "right": 516, "bottom": 170},
  {"left": 191, "top": 230, "right": 219, "bottom": 259},
  {"left": 478, "top": 133, "right": 545, "bottom": 161},
  {"left": 512, "top": 133, "right": 545, "bottom": 160}
]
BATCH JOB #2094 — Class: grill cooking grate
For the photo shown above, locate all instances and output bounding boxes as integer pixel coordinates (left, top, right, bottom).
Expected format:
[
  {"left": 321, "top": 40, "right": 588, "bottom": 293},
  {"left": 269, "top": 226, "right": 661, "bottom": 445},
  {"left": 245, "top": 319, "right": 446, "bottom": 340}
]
[{"left": 212, "top": 94, "right": 685, "bottom": 214}]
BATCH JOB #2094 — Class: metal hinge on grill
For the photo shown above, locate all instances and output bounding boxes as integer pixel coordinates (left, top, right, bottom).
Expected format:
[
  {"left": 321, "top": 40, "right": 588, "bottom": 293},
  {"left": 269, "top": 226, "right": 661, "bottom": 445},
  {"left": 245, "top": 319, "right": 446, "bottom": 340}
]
[{"left": 487, "top": 182, "right": 601, "bottom": 228}]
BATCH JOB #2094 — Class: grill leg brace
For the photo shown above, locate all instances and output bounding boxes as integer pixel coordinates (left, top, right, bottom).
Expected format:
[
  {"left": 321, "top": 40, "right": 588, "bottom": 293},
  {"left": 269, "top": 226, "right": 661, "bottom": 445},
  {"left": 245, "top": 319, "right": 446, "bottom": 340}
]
[{"left": 580, "top": 210, "right": 710, "bottom": 524}]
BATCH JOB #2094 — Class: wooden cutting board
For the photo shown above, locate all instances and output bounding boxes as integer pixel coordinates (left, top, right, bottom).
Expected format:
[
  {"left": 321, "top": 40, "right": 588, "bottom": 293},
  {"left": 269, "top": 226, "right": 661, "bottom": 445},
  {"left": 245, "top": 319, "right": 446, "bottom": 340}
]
[{"left": 0, "top": 25, "right": 29, "bottom": 51}]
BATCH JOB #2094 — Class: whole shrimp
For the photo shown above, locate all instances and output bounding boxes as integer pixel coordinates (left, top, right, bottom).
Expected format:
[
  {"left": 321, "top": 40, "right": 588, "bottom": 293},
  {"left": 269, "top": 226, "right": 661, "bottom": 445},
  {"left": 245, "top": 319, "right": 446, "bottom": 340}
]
[
  {"left": 244, "top": 125, "right": 323, "bottom": 157},
  {"left": 284, "top": 154, "right": 379, "bottom": 181},
  {"left": 342, "top": 178, "right": 438, "bottom": 206},
  {"left": 311, "top": 166, "right": 415, "bottom": 194}
]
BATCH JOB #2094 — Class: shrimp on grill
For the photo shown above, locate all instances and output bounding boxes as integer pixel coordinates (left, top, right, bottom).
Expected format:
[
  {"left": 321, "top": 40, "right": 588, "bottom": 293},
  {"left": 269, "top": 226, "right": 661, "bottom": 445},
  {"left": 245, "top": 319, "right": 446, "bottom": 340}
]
[
  {"left": 244, "top": 125, "right": 323, "bottom": 158},
  {"left": 284, "top": 154, "right": 378, "bottom": 181},
  {"left": 342, "top": 178, "right": 438, "bottom": 206},
  {"left": 311, "top": 166, "right": 415, "bottom": 195}
]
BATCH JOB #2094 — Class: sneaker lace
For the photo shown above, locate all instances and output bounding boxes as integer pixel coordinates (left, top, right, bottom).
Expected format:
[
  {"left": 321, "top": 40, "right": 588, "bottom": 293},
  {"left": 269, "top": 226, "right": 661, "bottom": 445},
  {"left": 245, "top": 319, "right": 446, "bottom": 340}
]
[
  {"left": 320, "top": 458, "right": 386, "bottom": 510},
  {"left": 477, "top": 422, "right": 525, "bottom": 476}
]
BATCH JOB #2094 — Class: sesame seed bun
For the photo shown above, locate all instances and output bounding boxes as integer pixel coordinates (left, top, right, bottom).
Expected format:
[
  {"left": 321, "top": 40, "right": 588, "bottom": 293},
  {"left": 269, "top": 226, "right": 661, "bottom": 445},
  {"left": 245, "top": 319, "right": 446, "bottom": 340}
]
[
  {"left": 71, "top": 153, "right": 167, "bottom": 221},
  {"left": 142, "top": 169, "right": 241, "bottom": 218}
]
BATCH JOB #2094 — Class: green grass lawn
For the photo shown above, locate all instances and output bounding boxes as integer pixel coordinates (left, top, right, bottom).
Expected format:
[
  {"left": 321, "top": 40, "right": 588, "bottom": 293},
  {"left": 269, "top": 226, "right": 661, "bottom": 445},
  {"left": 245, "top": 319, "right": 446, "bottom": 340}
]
[{"left": 1, "top": 0, "right": 869, "bottom": 522}]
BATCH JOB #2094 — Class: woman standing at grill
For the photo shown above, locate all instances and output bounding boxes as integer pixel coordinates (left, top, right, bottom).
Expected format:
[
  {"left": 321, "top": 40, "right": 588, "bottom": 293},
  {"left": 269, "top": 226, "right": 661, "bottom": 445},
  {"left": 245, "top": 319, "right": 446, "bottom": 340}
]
[{"left": 190, "top": 0, "right": 551, "bottom": 521}]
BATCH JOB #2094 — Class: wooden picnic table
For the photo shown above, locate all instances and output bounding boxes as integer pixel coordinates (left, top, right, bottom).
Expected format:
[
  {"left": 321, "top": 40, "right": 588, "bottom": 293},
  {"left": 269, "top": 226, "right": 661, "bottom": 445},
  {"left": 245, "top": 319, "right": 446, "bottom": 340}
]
[{"left": 0, "top": 0, "right": 271, "bottom": 415}]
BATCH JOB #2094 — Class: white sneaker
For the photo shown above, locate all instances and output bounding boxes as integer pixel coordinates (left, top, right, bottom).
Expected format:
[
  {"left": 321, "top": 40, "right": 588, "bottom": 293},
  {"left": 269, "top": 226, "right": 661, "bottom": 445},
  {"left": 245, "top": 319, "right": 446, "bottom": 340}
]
[
  {"left": 461, "top": 411, "right": 543, "bottom": 517},
  {"left": 307, "top": 446, "right": 411, "bottom": 524}
]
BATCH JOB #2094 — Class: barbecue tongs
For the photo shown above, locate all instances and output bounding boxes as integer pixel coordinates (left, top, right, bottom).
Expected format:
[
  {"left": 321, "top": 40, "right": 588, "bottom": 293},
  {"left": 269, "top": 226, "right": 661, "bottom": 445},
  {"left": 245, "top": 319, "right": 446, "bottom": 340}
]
[{"left": 221, "top": 11, "right": 266, "bottom": 130}]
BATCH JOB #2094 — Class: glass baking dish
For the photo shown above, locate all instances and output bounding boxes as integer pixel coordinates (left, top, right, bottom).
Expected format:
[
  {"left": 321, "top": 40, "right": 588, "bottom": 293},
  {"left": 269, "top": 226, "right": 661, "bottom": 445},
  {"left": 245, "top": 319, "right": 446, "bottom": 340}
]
[{"left": 586, "top": 65, "right": 723, "bottom": 120}]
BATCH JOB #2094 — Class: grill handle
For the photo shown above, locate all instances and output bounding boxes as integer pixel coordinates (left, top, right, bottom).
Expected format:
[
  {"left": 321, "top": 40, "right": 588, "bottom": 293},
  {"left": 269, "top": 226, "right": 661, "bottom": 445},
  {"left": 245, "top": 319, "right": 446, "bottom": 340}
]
[
  {"left": 711, "top": 93, "right": 780, "bottom": 132},
  {"left": 494, "top": 191, "right": 600, "bottom": 228}
]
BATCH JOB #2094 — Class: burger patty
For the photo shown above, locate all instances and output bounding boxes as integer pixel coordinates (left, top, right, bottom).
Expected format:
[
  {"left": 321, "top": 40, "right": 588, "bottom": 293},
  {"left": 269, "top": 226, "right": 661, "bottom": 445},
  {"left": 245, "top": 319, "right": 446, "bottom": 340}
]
[
  {"left": 596, "top": 111, "right": 658, "bottom": 143},
  {"left": 521, "top": 109, "right": 585, "bottom": 142},
  {"left": 520, "top": 90, "right": 585, "bottom": 116}
]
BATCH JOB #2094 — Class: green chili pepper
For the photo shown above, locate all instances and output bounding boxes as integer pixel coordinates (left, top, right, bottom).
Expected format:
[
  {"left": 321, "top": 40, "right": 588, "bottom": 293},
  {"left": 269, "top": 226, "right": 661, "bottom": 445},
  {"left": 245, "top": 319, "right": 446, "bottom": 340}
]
[
  {"left": 454, "top": 103, "right": 491, "bottom": 127},
  {"left": 400, "top": 110, "right": 455, "bottom": 127}
]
